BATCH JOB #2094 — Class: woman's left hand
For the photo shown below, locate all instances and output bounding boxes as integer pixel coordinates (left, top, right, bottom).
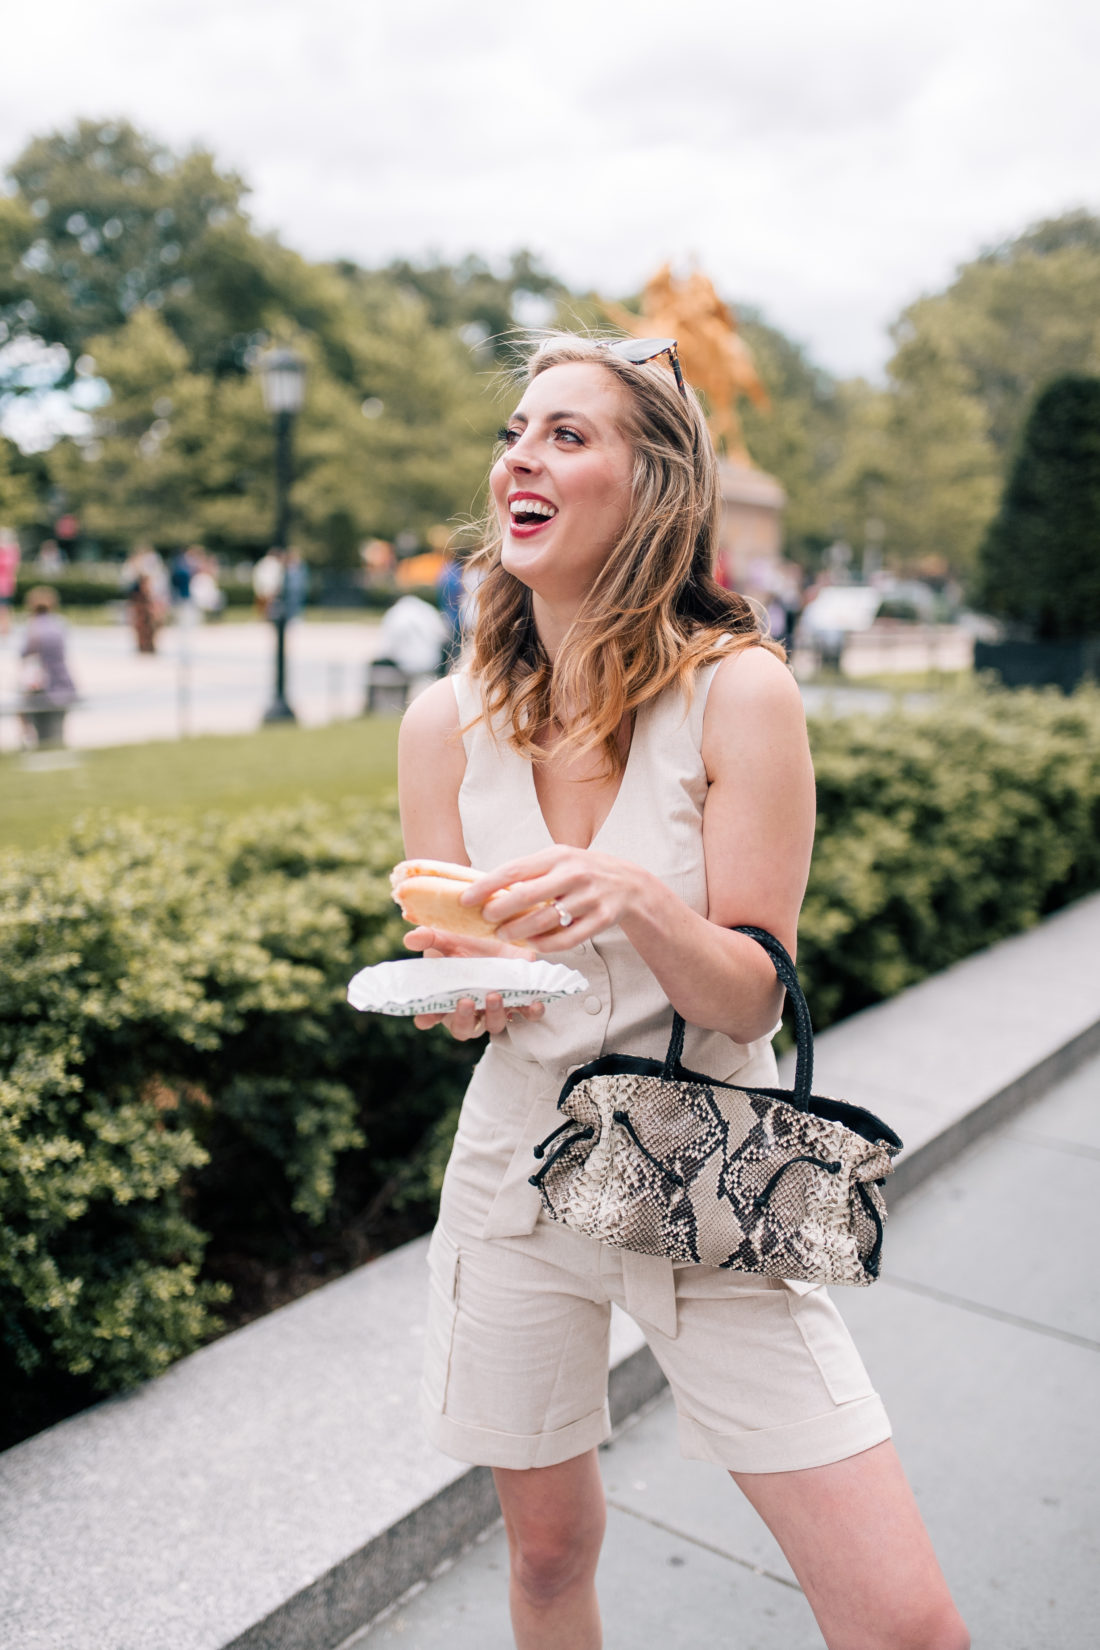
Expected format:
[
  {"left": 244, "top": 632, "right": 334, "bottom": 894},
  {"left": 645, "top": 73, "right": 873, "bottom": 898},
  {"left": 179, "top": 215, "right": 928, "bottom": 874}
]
[{"left": 463, "top": 846, "right": 648, "bottom": 953}]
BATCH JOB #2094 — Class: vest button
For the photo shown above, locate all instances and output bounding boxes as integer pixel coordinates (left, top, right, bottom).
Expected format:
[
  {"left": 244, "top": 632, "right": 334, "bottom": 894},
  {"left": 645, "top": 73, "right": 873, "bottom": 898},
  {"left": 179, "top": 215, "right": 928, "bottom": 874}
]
[{"left": 583, "top": 995, "right": 602, "bottom": 1015}]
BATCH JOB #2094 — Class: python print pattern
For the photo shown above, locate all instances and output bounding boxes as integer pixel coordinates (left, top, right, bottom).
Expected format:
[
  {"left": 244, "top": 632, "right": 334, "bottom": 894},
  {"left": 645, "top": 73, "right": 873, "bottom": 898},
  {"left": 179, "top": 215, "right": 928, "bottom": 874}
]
[{"left": 530, "top": 1070, "right": 899, "bottom": 1287}]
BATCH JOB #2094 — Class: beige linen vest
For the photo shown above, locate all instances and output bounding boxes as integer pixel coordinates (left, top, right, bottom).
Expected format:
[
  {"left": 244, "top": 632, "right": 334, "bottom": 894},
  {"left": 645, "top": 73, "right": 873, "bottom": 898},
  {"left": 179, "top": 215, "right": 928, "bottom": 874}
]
[{"left": 442, "top": 658, "right": 780, "bottom": 1335}]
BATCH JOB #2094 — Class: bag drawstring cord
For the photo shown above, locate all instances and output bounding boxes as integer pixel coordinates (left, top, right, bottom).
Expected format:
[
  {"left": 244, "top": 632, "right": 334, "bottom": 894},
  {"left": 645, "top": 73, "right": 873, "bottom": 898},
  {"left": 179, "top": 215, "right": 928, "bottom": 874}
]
[
  {"left": 528, "top": 1127, "right": 595, "bottom": 1188},
  {"left": 753, "top": 1154, "right": 841, "bottom": 1211},
  {"left": 856, "top": 1182, "right": 885, "bottom": 1276},
  {"left": 532, "top": 1118, "right": 581, "bottom": 1159},
  {"left": 612, "top": 1111, "right": 685, "bottom": 1188}
]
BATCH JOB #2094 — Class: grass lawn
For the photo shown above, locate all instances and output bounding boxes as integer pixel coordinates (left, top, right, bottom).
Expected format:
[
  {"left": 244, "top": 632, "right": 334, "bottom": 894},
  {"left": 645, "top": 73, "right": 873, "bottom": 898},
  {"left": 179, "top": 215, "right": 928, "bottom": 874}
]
[{"left": 0, "top": 716, "right": 401, "bottom": 849}]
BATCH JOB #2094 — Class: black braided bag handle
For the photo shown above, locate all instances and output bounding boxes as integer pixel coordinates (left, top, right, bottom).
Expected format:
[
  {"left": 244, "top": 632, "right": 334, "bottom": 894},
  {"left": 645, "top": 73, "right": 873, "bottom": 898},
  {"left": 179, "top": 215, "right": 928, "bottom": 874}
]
[{"left": 661, "top": 925, "right": 815, "bottom": 1110}]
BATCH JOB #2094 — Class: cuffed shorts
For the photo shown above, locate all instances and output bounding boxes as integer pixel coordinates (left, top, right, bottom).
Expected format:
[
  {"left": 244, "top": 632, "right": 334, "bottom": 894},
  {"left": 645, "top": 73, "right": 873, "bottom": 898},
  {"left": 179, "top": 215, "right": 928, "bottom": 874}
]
[{"left": 421, "top": 1214, "right": 891, "bottom": 1475}]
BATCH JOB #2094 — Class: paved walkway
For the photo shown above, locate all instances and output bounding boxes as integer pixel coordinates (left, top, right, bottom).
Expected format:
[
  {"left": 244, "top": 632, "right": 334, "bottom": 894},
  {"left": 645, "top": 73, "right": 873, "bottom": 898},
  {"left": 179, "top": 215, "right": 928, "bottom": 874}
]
[
  {"left": 357, "top": 1053, "right": 1100, "bottom": 1650},
  {"left": 0, "top": 617, "right": 386, "bottom": 751},
  {"left": 0, "top": 618, "right": 948, "bottom": 757}
]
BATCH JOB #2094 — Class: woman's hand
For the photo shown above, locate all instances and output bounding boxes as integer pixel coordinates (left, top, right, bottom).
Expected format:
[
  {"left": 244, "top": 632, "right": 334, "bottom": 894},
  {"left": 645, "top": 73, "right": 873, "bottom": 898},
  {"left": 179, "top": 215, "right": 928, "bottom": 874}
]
[
  {"left": 463, "top": 846, "right": 650, "bottom": 953},
  {"left": 403, "top": 925, "right": 546, "bottom": 1040}
]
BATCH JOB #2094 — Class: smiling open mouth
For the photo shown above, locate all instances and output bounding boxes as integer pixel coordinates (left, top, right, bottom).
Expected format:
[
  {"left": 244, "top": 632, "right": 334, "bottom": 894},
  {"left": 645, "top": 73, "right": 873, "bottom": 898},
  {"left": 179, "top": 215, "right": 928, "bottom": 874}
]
[{"left": 509, "top": 499, "right": 558, "bottom": 528}]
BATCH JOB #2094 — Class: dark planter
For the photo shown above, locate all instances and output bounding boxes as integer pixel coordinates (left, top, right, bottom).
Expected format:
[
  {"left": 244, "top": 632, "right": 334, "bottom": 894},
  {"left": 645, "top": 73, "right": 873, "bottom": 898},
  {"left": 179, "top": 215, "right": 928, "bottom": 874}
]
[{"left": 974, "top": 637, "right": 1100, "bottom": 692}]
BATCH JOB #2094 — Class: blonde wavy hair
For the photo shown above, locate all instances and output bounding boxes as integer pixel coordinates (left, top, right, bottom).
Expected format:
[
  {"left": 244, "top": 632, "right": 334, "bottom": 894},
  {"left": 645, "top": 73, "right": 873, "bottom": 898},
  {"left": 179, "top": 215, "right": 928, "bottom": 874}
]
[{"left": 468, "top": 332, "right": 784, "bottom": 776}]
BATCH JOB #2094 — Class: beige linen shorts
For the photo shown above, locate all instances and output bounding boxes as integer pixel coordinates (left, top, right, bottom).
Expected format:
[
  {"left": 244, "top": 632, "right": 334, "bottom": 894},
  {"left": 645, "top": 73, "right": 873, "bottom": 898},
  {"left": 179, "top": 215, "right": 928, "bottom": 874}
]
[{"left": 421, "top": 1214, "right": 891, "bottom": 1475}]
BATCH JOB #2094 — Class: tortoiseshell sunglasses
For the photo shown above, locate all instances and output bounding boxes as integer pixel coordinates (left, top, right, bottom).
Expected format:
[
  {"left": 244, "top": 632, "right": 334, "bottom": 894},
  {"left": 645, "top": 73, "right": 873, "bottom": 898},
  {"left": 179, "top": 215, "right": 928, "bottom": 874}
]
[{"left": 605, "top": 336, "right": 687, "bottom": 398}]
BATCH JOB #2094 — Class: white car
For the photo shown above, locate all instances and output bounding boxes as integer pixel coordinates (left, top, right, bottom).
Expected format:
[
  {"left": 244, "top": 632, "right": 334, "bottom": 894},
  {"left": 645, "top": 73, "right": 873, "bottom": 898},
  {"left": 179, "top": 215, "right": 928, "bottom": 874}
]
[{"left": 797, "top": 584, "right": 941, "bottom": 666}]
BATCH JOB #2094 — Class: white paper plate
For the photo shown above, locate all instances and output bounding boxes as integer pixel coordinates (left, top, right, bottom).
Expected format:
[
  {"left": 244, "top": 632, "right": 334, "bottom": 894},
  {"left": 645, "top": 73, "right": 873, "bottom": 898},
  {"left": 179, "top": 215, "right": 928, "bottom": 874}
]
[{"left": 347, "top": 958, "right": 590, "bottom": 1016}]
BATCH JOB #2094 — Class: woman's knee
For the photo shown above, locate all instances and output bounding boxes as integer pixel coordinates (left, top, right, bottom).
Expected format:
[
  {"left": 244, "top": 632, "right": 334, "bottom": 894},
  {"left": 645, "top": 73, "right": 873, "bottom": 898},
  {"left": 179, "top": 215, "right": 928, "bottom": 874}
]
[
  {"left": 495, "top": 1455, "right": 606, "bottom": 1605},
  {"left": 510, "top": 1519, "right": 604, "bottom": 1606}
]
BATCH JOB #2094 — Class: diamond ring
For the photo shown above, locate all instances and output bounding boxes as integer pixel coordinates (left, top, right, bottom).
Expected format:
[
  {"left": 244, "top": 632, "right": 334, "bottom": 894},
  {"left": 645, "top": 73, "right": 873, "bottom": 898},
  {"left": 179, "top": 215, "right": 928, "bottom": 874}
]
[{"left": 553, "top": 901, "right": 575, "bottom": 928}]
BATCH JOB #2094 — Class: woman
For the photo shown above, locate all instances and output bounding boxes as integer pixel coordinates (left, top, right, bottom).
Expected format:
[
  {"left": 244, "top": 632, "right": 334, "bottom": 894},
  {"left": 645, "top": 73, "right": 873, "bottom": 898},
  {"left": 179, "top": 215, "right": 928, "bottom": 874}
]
[
  {"left": 398, "top": 334, "right": 968, "bottom": 1650},
  {"left": 19, "top": 584, "right": 77, "bottom": 748}
]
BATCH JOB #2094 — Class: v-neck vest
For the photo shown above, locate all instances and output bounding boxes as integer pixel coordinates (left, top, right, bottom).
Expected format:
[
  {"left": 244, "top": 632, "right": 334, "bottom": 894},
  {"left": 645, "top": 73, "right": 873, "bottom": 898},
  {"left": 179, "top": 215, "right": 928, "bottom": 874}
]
[
  {"left": 443, "top": 659, "right": 781, "bottom": 1324},
  {"left": 452, "top": 657, "right": 777, "bottom": 1076}
]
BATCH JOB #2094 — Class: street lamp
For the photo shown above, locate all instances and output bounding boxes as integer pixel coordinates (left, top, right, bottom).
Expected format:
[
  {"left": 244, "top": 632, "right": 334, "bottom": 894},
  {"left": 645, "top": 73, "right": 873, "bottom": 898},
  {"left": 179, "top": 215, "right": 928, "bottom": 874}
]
[{"left": 257, "top": 345, "right": 306, "bottom": 723}]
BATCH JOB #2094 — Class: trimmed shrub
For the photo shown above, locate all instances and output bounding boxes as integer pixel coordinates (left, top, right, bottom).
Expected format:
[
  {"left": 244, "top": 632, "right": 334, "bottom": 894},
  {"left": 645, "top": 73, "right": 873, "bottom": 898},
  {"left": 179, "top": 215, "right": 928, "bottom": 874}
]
[
  {"left": 977, "top": 374, "right": 1100, "bottom": 640},
  {"left": 802, "top": 686, "right": 1100, "bottom": 1025},
  {"left": 1, "top": 684, "right": 1099, "bottom": 1442},
  {"left": 0, "top": 802, "right": 479, "bottom": 1444}
]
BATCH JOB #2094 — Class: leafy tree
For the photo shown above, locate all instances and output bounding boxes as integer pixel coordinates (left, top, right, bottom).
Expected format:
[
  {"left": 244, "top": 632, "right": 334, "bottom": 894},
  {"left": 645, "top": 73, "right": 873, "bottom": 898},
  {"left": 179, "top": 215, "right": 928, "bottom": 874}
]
[
  {"left": 828, "top": 361, "right": 1000, "bottom": 577},
  {"left": 380, "top": 250, "right": 566, "bottom": 358},
  {"left": 822, "top": 211, "right": 1100, "bottom": 578},
  {"left": 888, "top": 211, "right": 1100, "bottom": 462},
  {"left": 977, "top": 374, "right": 1100, "bottom": 640},
  {"left": 738, "top": 312, "right": 846, "bottom": 563},
  {"left": 1, "top": 120, "right": 518, "bottom": 559},
  {"left": 0, "top": 435, "right": 35, "bottom": 527},
  {"left": 0, "top": 120, "right": 247, "bottom": 382},
  {"left": 45, "top": 300, "right": 507, "bottom": 558}
]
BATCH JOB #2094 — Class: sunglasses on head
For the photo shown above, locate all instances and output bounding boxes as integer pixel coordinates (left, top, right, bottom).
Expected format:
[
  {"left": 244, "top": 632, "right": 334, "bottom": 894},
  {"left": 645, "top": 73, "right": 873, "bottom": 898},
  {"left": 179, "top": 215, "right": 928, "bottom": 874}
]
[{"left": 605, "top": 336, "right": 687, "bottom": 398}]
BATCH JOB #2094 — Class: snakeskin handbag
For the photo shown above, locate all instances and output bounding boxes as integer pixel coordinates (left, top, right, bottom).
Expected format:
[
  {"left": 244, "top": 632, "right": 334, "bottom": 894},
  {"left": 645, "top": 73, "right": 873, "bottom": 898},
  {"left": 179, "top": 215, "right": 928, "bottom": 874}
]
[{"left": 529, "top": 927, "right": 902, "bottom": 1286}]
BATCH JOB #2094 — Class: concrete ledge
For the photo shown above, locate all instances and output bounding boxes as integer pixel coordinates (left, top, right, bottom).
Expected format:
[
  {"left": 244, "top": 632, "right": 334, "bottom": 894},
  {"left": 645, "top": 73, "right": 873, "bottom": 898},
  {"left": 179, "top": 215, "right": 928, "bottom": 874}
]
[
  {"left": 2, "top": 891, "right": 1099, "bottom": 1650},
  {"left": 0, "top": 1234, "right": 661, "bottom": 1650}
]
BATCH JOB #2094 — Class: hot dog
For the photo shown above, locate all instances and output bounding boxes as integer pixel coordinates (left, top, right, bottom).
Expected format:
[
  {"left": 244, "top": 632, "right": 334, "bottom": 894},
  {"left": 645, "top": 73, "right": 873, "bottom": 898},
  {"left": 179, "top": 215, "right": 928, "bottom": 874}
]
[
  {"left": 390, "top": 858, "right": 551, "bottom": 939},
  {"left": 390, "top": 859, "right": 500, "bottom": 938}
]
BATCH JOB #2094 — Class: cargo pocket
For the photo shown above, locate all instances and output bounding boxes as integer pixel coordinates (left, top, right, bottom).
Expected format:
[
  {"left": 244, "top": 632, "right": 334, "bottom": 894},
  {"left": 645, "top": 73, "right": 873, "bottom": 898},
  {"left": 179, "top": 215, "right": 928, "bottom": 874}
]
[
  {"left": 422, "top": 1226, "right": 462, "bottom": 1416},
  {"left": 782, "top": 1279, "right": 874, "bottom": 1407}
]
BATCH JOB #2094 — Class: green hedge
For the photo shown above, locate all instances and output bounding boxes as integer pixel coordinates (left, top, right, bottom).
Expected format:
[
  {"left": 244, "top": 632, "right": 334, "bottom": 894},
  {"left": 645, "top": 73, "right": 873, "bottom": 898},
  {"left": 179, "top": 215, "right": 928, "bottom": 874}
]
[
  {"left": 2, "top": 685, "right": 1099, "bottom": 1444},
  {"left": 0, "top": 803, "right": 480, "bottom": 1445}
]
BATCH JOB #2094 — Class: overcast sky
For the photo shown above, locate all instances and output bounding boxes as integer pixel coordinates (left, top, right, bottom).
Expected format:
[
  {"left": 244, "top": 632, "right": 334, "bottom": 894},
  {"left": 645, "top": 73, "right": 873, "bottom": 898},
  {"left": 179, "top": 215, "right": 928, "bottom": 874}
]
[{"left": 5, "top": 0, "right": 1099, "bottom": 379}]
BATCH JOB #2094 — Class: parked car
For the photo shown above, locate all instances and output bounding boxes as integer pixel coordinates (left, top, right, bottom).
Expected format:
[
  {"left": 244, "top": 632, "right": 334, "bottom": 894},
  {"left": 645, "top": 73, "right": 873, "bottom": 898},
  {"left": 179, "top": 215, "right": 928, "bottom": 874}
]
[{"left": 797, "top": 583, "right": 942, "bottom": 668}]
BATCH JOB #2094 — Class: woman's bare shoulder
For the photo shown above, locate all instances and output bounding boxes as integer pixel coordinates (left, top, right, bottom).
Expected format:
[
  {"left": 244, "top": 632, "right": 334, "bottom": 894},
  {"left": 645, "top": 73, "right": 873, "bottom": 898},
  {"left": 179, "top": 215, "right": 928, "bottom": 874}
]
[
  {"left": 398, "top": 675, "right": 461, "bottom": 752},
  {"left": 706, "top": 644, "right": 804, "bottom": 720}
]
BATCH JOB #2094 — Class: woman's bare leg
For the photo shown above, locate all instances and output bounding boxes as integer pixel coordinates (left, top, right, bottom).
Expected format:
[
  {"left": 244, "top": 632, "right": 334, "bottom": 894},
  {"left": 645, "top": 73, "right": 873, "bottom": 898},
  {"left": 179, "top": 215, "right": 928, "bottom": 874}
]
[
  {"left": 732, "top": 1440, "right": 969, "bottom": 1650},
  {"left": 493, "top": 1449, "right": 606, "bottom": 1650}
]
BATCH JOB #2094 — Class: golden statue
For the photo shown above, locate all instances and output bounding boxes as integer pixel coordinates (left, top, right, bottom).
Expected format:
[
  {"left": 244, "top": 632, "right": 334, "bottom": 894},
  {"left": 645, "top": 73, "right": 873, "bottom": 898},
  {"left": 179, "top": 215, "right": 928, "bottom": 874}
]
[{"left": 602, "top": 265, "right": 768, "bottom": 463}]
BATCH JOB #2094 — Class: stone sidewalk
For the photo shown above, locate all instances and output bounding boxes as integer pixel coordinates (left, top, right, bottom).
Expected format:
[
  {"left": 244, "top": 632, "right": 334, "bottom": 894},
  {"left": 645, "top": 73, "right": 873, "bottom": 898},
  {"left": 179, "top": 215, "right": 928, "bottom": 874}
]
[{"left": 356, "top": 1051, "right": 1100, "bottom": 1650}]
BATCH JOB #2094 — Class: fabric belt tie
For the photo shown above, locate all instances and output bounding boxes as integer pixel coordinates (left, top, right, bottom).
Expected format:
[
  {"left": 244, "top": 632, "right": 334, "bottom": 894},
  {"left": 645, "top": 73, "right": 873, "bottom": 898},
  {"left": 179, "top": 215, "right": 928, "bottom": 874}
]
[{"left": 620, "top": 1248, "right": 678, "bottom": 1340}]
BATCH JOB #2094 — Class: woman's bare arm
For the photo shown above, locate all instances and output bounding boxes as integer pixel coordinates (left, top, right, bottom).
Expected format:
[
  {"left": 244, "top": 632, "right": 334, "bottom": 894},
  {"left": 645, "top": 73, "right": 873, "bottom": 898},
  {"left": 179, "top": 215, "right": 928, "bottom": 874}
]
[
  {"left": 629, "top": 645, "right": 815, "bottom": 1040},
  {"left": 396, "top": 675, "right": 545, "bottom": 1038},
  {"left": 396, "top": 677, "right": 469, "bottom": 863}
]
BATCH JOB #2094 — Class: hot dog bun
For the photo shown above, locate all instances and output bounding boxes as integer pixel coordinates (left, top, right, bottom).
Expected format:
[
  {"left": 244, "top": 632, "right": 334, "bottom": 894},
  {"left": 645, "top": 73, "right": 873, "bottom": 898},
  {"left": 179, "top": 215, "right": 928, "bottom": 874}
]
[{"left": 391, "top": 859, "right": 499, "bottom": 938}]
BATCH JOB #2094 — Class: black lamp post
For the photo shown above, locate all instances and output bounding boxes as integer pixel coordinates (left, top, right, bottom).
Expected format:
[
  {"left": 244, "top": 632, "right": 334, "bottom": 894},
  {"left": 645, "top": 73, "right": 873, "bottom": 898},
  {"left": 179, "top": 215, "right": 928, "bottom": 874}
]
[{"left": 258, "top": 346, "right": 306, "bottom": 723}]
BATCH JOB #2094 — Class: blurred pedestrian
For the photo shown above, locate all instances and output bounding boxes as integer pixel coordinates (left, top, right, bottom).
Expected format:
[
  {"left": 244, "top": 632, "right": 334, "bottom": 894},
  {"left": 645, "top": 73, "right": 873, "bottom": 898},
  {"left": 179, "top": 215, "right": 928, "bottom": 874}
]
[
  {"left": 119, "top": 544, "right": 165, "bottom": 650},
  {"left": 359, "top": 538, "right": 395, "bottom": 588},
  {"left": 34, "top": 539, "right": 65, "bottom": 573},
  {"left": 190, "top": 550, "right": 224, "bottom": 621},
  {"left": 282, "top": 548, "right": 310, "bottom": 621},
  {"left": 19, "top": 585, "right": 77, "bottom": 748},
  {"left": 435, "top": 549, "right": 466, "bottom": 666},
  {"left": 169, "top": 544, "right": 204, "bottom": 626},
  {"left": 377, "top": 593, "right": 449, "bottom": 677},
  {"left": 128, "top": 573, "right": 159, "bottom": 654},
  {"left": 252, "top": 548, "right": 284, "bottom": 618},
  {"left": 0, "top": 527, "right": 20, "bottom": 638}
]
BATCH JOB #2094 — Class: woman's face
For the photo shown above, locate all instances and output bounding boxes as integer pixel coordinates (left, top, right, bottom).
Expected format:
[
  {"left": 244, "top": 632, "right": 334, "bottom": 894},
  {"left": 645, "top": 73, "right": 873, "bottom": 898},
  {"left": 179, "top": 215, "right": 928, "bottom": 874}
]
[{"left": 490, "top": 362, "right": 635, "bottom": 611}]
